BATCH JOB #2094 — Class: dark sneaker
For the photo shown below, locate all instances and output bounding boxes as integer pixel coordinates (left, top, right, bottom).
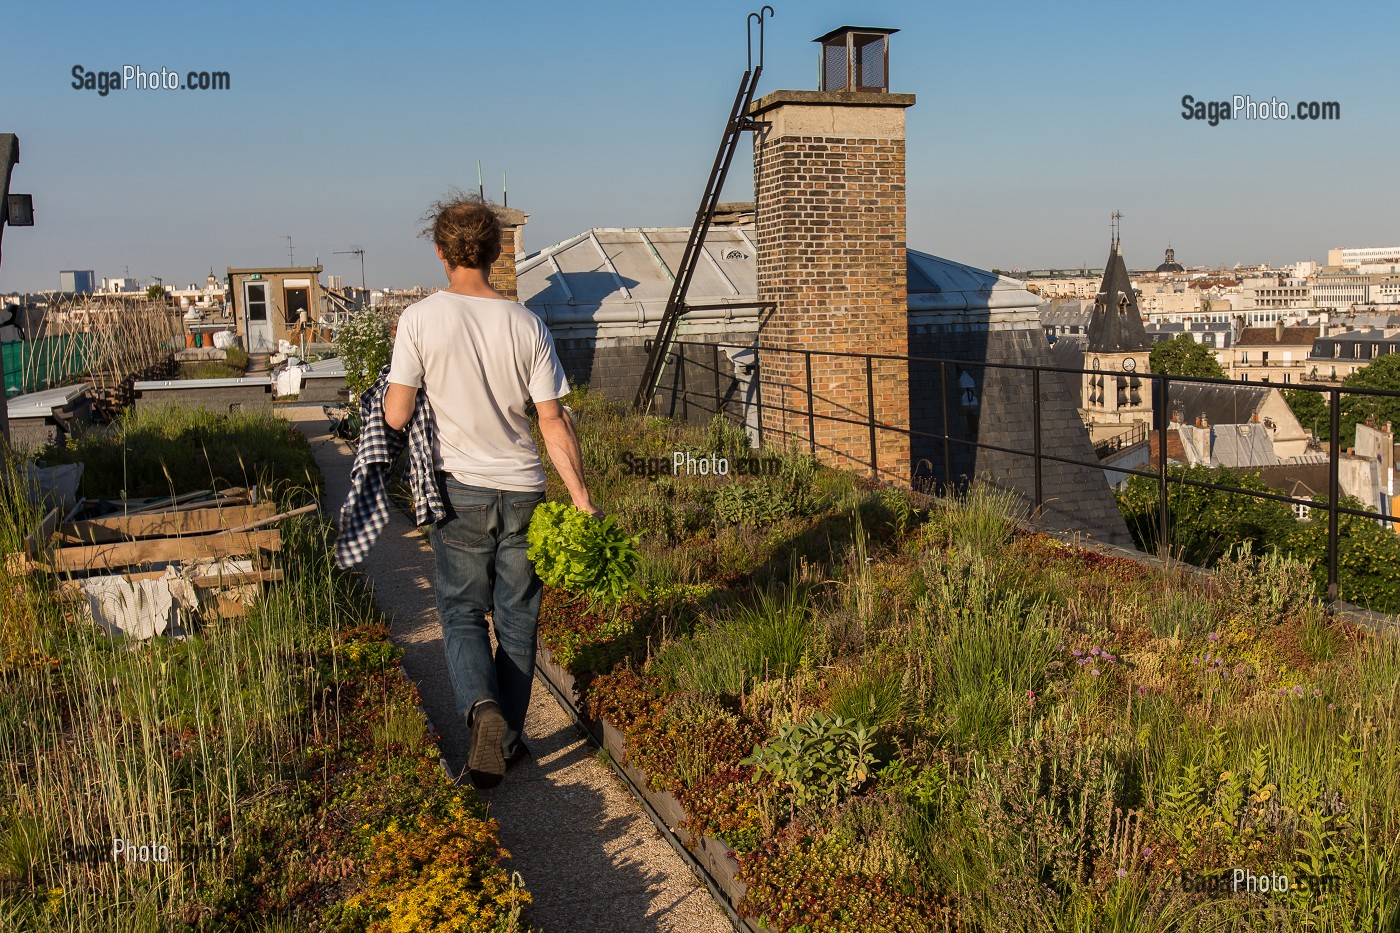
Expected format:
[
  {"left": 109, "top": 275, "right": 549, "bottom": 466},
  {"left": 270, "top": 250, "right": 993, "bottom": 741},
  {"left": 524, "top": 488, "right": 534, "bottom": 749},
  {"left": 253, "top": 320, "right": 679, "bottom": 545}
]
[{"left": 467, "top": 701, "right": 507, "bottom": 789}]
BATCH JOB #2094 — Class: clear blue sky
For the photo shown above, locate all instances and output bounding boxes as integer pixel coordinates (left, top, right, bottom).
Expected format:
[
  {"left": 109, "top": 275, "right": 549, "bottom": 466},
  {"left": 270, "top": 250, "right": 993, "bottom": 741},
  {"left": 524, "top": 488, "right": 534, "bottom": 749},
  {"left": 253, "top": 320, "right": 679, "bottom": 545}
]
[{"left": 2, "top": 0, "right": 1395, "bottom": 292}]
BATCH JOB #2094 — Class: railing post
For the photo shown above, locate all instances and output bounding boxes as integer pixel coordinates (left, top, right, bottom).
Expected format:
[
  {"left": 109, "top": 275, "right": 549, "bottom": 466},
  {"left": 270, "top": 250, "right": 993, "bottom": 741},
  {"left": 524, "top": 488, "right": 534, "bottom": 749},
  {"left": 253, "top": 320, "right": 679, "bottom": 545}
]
[
  {"left": 752, "top": 348, "right": 764, "bottom": 449},
  {"left": 866, "top": 355, "right": 878, "bottom": 481},
  {"left": 712, "top": 342, "right": 722, "bottom": 419},
  {"left": 1158, "top": 374, "right": 1170, "bottom": 560},
  {"left": 940, "top": 361, "right": 952, "bottom": 494},
  {"left": 1328, "top": 386, "right": 1341, "bottom": 603},
  {"left": 1032, "top": 367, "right": 1043, "bottom": 508},
  {"left": 805, "top": 349, "right": 816, "bottom": 456},
  {"left": 676, "top": 347, "right": 687, "bottom": 421}
]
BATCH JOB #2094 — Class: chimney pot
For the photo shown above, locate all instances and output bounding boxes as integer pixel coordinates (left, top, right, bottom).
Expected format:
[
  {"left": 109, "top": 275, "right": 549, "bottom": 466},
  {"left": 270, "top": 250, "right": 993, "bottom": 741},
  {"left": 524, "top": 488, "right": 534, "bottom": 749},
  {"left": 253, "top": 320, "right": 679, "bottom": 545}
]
[{"left": 815, "top": 26, "right": 898, "bottom": 93}]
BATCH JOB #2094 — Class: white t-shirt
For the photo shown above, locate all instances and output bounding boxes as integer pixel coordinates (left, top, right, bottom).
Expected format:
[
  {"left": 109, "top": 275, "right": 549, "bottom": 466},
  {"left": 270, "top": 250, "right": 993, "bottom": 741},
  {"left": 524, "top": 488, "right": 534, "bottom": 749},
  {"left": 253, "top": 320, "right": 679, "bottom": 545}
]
[{"left": 387, "top": 290, "right": 569, "bottom": 492}]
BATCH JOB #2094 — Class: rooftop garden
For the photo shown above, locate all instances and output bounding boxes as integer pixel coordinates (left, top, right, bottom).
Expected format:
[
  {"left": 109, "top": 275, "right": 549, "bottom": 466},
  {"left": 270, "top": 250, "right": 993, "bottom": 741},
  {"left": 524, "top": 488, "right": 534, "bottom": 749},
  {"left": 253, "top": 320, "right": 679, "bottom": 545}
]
[
  {"left": 1, "top": 407, "right": 532, "bottom": 931},
  {"left": 536, "top": 389, "right": 1400, "bottom": 932}
]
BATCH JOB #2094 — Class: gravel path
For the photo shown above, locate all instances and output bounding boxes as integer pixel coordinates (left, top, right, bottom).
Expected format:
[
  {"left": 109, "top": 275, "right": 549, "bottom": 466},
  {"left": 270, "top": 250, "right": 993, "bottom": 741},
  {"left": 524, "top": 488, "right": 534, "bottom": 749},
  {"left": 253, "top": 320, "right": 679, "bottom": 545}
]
[{"left": 283, "top": 407, "right": 732, "bottom": 933}]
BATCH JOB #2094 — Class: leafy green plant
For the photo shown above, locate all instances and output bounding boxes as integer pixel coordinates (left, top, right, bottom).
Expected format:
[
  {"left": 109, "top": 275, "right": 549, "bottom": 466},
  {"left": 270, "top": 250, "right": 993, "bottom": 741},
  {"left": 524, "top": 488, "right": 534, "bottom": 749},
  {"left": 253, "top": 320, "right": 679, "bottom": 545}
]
[
  {"left": 713, "top": 452, "right": 820, "bottom": 527},
  {"left": 744, "top": 712, "right": 877, "bottom": 811},
  {"left": 526, "top": 501, "right": 641, "bottom": 604},
  {"left": 333, "top": 308, "right": 394, "bottom": 400}
]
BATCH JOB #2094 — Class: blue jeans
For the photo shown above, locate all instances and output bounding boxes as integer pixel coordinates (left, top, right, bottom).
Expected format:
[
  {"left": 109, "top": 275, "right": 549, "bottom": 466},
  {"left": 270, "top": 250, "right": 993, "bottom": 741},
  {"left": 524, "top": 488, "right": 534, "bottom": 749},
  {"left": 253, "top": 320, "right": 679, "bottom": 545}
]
[{"left": 428, "top": 477, "right": 544, "bottom": 758}]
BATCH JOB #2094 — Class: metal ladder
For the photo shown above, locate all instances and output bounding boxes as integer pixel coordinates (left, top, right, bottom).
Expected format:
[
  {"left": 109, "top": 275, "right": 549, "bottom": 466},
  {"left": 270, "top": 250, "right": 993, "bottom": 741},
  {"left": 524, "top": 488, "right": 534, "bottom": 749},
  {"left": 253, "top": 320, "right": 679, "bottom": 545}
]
[{"left": 633, "top": 7, "right": 773, "bottom": 412}]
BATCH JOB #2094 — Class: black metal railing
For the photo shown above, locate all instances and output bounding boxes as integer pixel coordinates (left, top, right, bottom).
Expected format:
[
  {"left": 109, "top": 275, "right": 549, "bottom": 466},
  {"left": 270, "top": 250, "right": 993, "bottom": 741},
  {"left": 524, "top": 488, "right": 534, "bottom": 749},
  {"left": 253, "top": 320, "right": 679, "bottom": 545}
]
[
  {"left": 647, "top": 339, "right": 1400, "bottom": 605},
  {"left": 1092, "top": 421, "right": 1150, "bottom": 459}
]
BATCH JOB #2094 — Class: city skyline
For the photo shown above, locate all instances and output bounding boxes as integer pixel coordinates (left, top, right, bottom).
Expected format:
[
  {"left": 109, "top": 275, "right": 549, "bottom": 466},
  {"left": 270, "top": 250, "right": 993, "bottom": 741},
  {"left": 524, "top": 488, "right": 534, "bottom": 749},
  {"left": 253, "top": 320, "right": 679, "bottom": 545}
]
[{"left": 2, "top": 0, "right": 1396, "bottom": 292}]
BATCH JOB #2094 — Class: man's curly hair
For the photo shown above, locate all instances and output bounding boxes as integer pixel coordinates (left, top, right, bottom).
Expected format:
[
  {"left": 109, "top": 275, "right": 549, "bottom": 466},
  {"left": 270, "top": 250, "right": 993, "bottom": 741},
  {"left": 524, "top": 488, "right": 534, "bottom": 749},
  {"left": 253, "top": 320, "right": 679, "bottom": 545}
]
[{"left": 421, "top": 193, "right": 502, "bottom": 272}]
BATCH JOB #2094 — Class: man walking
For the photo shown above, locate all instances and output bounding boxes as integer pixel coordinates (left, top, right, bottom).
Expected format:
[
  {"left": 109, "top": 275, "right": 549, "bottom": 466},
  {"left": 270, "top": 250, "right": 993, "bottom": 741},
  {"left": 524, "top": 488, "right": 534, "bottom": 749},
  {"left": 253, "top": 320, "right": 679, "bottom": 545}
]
[{"left": 384, "top": 195, "right": 598, "bottom": 788}]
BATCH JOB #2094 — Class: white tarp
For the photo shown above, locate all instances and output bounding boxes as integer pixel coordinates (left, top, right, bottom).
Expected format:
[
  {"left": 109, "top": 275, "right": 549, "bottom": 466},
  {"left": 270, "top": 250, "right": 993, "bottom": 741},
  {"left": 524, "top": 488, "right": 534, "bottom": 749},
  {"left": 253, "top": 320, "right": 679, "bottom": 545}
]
[{"left": 80, "top": 559, "right": 254, "bottom": 640}]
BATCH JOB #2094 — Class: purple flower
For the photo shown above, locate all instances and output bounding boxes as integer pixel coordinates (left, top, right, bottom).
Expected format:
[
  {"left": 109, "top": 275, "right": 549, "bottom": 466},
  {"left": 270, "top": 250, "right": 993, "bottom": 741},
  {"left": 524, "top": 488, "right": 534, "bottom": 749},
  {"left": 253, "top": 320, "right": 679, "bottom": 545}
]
[
  {"left": 1026, "top": 690, "right": 1036, "bottom": 699},
  {"left": 1091, "top": 668, "right": 1101, "bottom": 677},
  {"left": 1103, "top": 652, "right": 1117, "bottom": 663},
  {"left": 1057, "top": 644, "right": 1066, "bottom": 652},
  {"left": 1313, "top": 689, "right": 1322, "bottom": 698},
  {"left": 1071, "top": 648, "right": 1084, "bottom": 657},
  {"left": 1090, "top": 646, "right": 1102, "bottom": 657},
  {"left": 1143, "top": 846, "right": 1154, "bottom": 859},
  {"left": 1116, "top": 868, "right": 1128, "bottom": 879},
  {"left": 1234, "top": 664, "right": 1247, "bottom": 676},
  {"left": 1136, "top": 685, "right": 1146, "bottom": 696},
  {"left": 1208, "top": 632, "right": 1221, "bottom": 642},
  {"left": 1328, "top": 703, "right": 1336, "bottom": 711},
  {"left": 1293, "top": 684, "right": 1305, "bottom": 696}
]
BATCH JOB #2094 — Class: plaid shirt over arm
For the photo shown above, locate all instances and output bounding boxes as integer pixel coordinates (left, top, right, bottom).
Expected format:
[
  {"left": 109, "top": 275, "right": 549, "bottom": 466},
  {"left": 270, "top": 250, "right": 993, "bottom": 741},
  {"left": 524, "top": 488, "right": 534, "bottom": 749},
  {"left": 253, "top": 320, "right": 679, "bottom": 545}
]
[{"left": 335, "top": 366, "right": 447, "bottom": 569}]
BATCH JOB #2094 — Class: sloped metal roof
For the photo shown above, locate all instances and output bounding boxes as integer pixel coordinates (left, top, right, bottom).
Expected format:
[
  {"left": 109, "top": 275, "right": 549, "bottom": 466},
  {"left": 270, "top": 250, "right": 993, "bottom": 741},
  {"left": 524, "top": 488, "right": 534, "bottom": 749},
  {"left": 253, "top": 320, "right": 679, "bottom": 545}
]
[
  {"left": 517, "top": 228, "right": 1040, "bottom": 321},
  {"left": 1166, "top": 382, "right": 1270, "bottom": 426},
  {"left": 906, "top": 250, "right": 1041, "bottom": 311},
  {"left": 1211, "top": 424, "right": 1278, "bottom": 468},
  {"left": 517, "top": 227, "right": 756, "bottom": 324}
]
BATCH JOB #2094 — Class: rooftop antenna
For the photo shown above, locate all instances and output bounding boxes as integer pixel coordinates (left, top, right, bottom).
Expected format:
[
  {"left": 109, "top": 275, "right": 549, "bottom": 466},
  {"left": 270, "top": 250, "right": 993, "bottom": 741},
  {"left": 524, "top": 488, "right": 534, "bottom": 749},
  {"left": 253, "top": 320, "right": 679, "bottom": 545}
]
[
  {"left": 281, "top": 234, "right": 295, "bottom": 266},
  {"left": 503, "top": 170, "right": 508, "bottom": 208},
  {"left": 334, "top": 246, "right": 367, "bottom": 291},
  {"left": 477, "top": 160, "right": 484, "bottom": 200},
  {"left": 1110, "top": 211, "right": 1122, "bottom": 251}
]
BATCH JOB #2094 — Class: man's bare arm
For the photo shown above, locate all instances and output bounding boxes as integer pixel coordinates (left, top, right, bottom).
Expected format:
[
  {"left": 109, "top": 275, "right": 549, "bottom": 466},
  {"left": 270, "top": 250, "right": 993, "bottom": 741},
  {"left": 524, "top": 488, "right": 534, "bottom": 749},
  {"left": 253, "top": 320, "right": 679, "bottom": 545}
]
[
  {"left": 384, "top": 382, "right": 418, "bottom": 432},
  {"left": 535, "top": 398, "right": 599, "bottom": 515}
]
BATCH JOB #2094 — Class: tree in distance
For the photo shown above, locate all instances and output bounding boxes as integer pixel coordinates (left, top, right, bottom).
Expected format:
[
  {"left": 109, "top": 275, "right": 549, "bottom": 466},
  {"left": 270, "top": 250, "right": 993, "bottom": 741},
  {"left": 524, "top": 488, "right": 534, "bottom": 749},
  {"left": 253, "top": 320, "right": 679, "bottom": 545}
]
[
  {"left": 1283, "top": 354, "right": 1400, "bottom": 447},
  {"left": 1149, "top": 333, "right": 1226, "bottom": 379}
]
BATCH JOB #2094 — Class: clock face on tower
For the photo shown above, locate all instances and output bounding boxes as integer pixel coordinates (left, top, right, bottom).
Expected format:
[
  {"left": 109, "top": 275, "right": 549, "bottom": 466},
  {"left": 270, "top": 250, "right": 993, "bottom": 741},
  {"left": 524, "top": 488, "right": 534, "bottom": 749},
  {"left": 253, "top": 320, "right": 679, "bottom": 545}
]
[{"left": 1122, "top": 357, "right": 1137, "bottom": 372}]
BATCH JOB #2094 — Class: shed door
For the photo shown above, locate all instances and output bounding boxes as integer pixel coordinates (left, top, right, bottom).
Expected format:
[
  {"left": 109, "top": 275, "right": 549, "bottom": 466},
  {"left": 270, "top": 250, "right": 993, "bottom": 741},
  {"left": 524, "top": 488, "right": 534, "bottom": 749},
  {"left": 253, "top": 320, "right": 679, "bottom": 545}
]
[{"left": 244, "top": 281, "right": 273, "bottom": 353}]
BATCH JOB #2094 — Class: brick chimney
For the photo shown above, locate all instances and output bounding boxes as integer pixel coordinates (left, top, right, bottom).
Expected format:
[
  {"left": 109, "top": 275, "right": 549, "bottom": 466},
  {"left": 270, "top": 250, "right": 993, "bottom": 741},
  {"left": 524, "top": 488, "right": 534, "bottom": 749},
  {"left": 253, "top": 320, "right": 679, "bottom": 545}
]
[
  {"left": 490, "top": 207, "right": 528, "bottom": 301},
  {"left": 751, "top": 28, "right": 914, "bottom": 482}
]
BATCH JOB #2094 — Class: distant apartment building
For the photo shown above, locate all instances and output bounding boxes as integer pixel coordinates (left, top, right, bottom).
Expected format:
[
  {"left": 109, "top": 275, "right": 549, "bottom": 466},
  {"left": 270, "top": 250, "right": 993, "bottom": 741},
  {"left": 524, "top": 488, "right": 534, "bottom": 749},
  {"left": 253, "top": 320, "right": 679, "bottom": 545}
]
[
  {"left": 1144, "top": 320, "right": 1233, "bottom": 349},
  {"left": 1137, "top": 279, "right": 1201, "bottom": 317},
  {"left": 1313, "top": 270, "right": 1374, "bottom": 313},
  {"left": 1222, "top": 322, "right": 1321, "bottom": 384},
  {"left": 1328, "top": 246, "right": 1400, "bottom": 268},
  {"left": 1312, "top": 270, "right": 1400, "bottom": 315},
  {"left": 1307, "top": 327, "right": 1400, "bottom": 381},
  {"left": 1237, "top": 274, "right": 1312, "bottom": 309},
  {"left": 1020, "top": 270, "right": 1102, "bottom": 299},
  {"left": 100, "top": 276, "right": 142, "bottom": 294},
  {"left": 58, "top": 270, "right": 95, "bottom": 294}
]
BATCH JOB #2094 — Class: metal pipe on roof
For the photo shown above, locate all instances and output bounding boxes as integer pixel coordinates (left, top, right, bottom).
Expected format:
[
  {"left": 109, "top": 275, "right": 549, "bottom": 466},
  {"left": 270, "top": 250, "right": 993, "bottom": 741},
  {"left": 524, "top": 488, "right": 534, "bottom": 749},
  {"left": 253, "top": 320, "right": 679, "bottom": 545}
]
[
  {"left": 546, "top": 255, "right": 575, "bottom": 302},
  {"left": 636, "top": 230, "right": 675, "bottom": 284},
  {"left": 588, "top": 231, "right": 632, "bottom": 299}
]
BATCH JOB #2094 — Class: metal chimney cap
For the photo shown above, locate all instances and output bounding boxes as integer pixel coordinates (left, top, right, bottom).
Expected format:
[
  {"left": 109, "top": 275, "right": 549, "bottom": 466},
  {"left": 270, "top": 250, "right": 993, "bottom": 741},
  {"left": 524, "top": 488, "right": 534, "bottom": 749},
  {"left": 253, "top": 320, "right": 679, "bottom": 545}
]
[{"left": 813, "top": 26, "right": 899, "bottom": 43}]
